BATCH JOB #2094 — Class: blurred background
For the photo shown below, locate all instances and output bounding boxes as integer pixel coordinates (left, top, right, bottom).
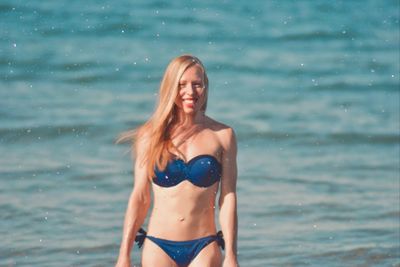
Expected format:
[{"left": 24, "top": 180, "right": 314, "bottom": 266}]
[{"left": 0, "top": 0, "right": 399, "bottom": 266}]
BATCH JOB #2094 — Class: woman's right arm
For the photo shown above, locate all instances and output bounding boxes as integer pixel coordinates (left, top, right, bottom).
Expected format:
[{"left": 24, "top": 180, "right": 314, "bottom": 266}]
[{"left": 115, "top": 138, "right": 151, "bottom": 267}]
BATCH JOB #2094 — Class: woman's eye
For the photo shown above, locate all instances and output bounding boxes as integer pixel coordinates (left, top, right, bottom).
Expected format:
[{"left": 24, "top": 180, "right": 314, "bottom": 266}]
[{"left": 179, "top": 83, "right": 203, "bottom": 89}]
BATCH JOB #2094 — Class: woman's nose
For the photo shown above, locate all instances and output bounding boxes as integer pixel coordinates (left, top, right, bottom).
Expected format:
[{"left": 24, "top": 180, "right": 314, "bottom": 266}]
[{"left": 183, "top": 83, "right": 196, "bottom": 94}]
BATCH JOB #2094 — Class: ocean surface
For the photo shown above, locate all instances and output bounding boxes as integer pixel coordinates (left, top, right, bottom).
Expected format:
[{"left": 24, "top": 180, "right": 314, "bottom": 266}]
[{"left": 0, "top": 0, "right": 399, "bottom": 266}]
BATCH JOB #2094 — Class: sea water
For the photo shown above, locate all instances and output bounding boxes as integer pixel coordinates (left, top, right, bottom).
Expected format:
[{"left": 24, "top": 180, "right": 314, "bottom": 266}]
[{"left": 0, "top": 0, "right": 399, "bottom": 266}]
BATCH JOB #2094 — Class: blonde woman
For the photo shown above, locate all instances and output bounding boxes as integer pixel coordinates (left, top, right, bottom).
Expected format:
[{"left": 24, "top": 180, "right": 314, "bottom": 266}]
[{"left": 115, "top": 55, "right": 238, "bottom": 267}]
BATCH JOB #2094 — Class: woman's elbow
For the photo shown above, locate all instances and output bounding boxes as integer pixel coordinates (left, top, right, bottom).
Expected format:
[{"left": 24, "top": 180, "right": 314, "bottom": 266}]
[
  {"left": 130, "top": 189, "right": 151, "bottom": 208},
  {"left": 218, "top": 191, "right": 237, "bottom": 209}
]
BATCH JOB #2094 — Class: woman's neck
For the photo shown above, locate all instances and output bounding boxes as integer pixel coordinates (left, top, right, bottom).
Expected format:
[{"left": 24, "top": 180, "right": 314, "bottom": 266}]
[
  {"left": 175, "top": 111, "right": 205, "bottom": 127},
  {"left": 170, "top": 111, "right": 206, "bottom": 150}
]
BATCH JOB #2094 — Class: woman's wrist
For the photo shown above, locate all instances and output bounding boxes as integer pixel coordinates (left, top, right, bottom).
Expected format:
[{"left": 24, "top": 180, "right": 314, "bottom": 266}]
[
  {"left": 118, "top": 246, "right": 131, "bottom": 258},
  {"left": 224, "top": 251, "right": 238, "bottom": 260}
]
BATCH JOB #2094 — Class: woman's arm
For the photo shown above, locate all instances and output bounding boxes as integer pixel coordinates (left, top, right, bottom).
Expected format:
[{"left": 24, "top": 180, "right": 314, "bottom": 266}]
[
  {"left": 116, "top": 138, "right": 151, "bottom": 266},
  {"left": 218, "top": 127, "right": 239, "bottom": 266}
]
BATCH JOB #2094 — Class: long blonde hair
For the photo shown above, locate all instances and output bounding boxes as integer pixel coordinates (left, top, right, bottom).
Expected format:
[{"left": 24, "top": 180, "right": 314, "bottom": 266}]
[{"left": 116, "top": 55, "right": 209, "bottom": 179}]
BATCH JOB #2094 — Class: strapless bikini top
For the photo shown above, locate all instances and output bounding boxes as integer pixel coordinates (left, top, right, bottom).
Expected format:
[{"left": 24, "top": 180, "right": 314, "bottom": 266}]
[{"left": 153, "top": 154, "right": 222, "bottom": 188}]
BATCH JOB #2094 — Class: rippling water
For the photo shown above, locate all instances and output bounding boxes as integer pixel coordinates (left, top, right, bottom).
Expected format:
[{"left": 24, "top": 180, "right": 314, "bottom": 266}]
[{"left": 1, "top": 0, "right": 399, "bottom": 266}]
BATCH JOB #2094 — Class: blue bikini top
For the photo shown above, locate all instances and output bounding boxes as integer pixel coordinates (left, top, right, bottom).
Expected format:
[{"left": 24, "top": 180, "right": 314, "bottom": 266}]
[{"left": 153, "top": 154, "right": 222, "bottom": 188}]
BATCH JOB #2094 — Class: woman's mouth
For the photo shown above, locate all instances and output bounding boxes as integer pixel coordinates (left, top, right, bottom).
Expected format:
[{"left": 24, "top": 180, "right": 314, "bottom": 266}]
[{"left": 183, "top": 98, "right": 197, "bottom": 107}]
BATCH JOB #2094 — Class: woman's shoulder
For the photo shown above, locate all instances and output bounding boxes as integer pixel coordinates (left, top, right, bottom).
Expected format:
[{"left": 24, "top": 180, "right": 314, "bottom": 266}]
[
  {"left": 205, "top": 116, "right": 236, "bottom": 144},
  {"left": 134, "top": 128, "right": 152, "bottom": 153},
  {"left": 205, "top": 115, "right": 230, "bottom": 130}
]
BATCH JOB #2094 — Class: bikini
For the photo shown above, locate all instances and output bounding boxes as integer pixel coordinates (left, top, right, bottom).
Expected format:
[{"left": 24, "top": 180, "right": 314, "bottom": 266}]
[{"left": 135, "top": 154, "right": 225, "bottom": 267}]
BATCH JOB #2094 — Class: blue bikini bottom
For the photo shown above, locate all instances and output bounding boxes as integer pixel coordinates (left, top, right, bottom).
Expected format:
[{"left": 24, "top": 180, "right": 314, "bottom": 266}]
[{"left": 135, "top": 228, "right": 224, "bottom": 267}]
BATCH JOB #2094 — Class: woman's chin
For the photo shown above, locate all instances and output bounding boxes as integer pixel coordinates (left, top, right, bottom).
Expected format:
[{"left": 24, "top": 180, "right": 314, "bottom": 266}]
[
  {"left": 183, "top": 108, "right": 195, "bottom": 115},
  {"left": 184, "top": 106, "right": 204, "bottom": 115},
  {"left": 182, "top": 104, "right": 195, "bottom": 113}
]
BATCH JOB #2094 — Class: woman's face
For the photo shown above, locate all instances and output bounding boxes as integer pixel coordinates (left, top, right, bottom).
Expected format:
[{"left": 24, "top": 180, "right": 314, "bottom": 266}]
[{"left": 175, "top": 64, "right": 206, "bottom": 115}]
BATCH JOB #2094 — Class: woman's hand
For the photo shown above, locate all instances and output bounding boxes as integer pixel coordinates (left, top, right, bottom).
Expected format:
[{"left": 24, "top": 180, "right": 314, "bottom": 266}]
[
  {"left": 115, "top": 255, "right": 131, "bottom": 267},
  {"left": 222, "top": 255, "right": 239, "bottom": 267}
]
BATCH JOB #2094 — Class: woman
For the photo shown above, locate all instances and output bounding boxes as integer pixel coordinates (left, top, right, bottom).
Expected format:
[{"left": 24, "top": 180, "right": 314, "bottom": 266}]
[{"left": 115, "top": 55, "right": 238, "bottom": 267}]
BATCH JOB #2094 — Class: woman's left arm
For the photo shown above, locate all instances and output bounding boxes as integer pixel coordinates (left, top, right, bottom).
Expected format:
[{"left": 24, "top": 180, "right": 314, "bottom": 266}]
[{"left": 218, "top": 127, "right": 239, "bottom": 267}]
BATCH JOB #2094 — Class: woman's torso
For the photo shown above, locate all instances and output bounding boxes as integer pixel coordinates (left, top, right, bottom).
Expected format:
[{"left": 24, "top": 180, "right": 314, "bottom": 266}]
[{"left": 147, "top": 118, "right": 225, "bottom": 240}]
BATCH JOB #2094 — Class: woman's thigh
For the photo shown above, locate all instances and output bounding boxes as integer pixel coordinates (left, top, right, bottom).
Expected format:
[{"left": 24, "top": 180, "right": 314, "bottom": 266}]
[
  {"left": 188, "top": 241, "right": 222, "bottom": 267},
  {"left": 141, "top": 239, "right": 177, "bottom": 267}
]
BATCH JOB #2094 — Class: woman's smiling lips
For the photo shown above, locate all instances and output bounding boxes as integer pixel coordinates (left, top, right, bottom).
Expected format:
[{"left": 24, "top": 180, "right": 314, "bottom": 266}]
[{"left": 183, "top": 97, "right": 197, "bottom": 107}]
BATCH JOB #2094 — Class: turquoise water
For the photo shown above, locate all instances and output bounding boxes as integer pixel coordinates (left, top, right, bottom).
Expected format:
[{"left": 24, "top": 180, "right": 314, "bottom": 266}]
[{"left": 1, "top": 0, "right": 399, "bottom": 266}]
